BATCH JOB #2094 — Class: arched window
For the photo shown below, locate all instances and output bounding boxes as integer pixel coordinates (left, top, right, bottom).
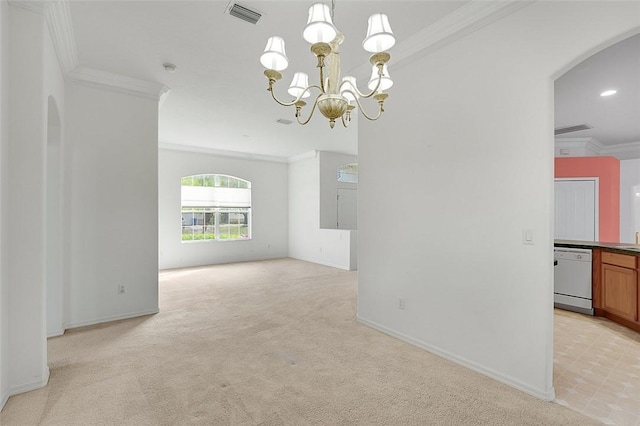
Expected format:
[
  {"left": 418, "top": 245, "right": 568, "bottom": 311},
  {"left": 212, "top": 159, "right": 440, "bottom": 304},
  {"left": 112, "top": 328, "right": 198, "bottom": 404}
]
[{"left": 181, "top": 174, "right": 251, "bottom": 242}]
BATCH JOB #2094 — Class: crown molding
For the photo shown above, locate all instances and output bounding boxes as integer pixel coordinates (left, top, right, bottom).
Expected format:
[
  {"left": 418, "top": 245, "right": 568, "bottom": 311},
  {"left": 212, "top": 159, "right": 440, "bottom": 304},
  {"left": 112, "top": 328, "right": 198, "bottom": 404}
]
[
  {"left": 9, "top": 1, "right": 78, "bottom": 74},
  {"left": 393, "top": 0, "right": 534, "bottom": 70},
  {"left": 348, "top": 0, "right": 533, "bottom": 79},
  {"left": 68, "top": 66, "right": 171, "bottom": 101},
  {"left": 159, "top": 143, "right": 288, "bottom": 164},
  {"left": 158, "top": 146, "right": 338, "bottom": 164},
  {"left": 555, "top": 137, "right": 603, "bottom": 153},
  {"left": 287, "top": 150, "right": 319, "bottom": 163},
  {"left": 45, "top": 0, "right": 78, "bottom": 75},
  {"left": 601, "top": 141, "right": 640, "bottom": 160},
  {"left": 14, "top": 0, "right": 167, "bottom": 102},
  {"left": 555, "top": 137, "right": 640, "bottom": 160}
]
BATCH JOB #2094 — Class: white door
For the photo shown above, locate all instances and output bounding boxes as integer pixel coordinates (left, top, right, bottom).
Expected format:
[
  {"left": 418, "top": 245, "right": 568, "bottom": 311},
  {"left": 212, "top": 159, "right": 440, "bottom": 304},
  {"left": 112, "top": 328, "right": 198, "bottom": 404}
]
[
  {"left": 555, "top": 179, "right": 597, "bottom": 241},
  {"left": 337, "top": 188, "right": 357, "bottom": 230}
]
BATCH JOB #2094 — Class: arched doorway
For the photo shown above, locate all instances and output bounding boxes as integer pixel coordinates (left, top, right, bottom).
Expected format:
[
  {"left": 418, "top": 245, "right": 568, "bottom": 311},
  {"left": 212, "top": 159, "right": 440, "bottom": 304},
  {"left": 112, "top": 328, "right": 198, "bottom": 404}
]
[{"left": 552, "top": 30, "right": 640, "bottom": 423}]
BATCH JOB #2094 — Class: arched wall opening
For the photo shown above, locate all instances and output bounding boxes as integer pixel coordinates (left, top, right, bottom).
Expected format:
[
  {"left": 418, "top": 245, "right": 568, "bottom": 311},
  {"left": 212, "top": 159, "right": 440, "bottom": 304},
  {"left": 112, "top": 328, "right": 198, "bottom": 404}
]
[{"left": 550, "top": 28, "right": 640, "bottom": 417}]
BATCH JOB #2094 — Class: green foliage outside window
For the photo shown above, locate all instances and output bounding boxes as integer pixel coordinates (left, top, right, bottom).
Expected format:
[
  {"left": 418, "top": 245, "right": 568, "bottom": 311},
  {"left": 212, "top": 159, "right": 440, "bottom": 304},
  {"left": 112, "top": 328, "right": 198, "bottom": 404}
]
[{"left": 181, "top": 233, "right": 215, "bottom": 241}]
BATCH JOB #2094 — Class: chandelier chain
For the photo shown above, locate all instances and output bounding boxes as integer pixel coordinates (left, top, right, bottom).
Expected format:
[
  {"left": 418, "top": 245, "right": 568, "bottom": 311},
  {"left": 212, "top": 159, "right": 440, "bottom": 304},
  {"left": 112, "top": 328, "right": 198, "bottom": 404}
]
[{"left": 331, "top": 0, "right": 335, "bottom": 20}]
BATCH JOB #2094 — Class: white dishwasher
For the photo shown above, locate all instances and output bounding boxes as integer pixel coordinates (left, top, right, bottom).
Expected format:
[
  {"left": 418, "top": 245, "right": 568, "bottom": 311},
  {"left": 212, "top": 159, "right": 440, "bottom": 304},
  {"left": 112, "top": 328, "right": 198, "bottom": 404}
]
[{"left": 554, "top": 247, "right": 593, "bottom": 315}]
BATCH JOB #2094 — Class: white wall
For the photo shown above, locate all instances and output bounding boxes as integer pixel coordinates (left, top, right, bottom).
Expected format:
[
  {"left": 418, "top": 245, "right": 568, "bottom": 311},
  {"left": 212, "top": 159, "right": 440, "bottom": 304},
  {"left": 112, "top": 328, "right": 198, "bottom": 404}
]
[
  {"left": 4, "top": 2, "right": 66, "bottom": 397},
  {"left": 0, "top": 0, "right": 9, "bottom": 411},
  {"left": 44, "top": 15, "right": 66, "bottom": 338},
  {"left": 357, "top": 1, "right": 640, "bottom": 400},
  {"left": 158, "top": 148, "right": 289, "bottom": 269},
  {"left": 7, "top": 5, "right": 50, "bottom": 397},
  {"left": 319, "top": 151, "right": 357, "bottom": 230},
  {"left": 289, "top": 153, "right": 356, "bottom": 270},
  {"left": 620, "top": 158, "right": 640, "bottom": 243},
  {"left": 65, "top": 83, "right": 159, "bottom": 328},
  {"left": 46, "top": 97, "right": 63, "bottom": 337}
]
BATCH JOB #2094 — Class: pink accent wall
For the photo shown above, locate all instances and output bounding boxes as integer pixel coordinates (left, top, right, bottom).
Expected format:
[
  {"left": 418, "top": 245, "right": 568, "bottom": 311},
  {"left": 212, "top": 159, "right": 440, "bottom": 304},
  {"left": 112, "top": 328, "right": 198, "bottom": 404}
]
[{"left": 555, "top": 156, "right": 620, "bottom": 243}]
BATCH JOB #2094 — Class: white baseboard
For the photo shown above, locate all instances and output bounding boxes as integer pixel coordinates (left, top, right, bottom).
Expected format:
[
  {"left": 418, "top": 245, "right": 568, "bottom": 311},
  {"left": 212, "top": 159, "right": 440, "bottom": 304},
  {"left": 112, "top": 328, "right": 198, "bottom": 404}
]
[
  {"left": 159, "top": 254, "right": 288, "bottom": 271},
  {"left": 64, "top": 308, "right": 159, "bottom": 330},
  {"left": 8, "top": 366, "right": 50, "bottom": 397},
  {"left": 357, "top": 316, "right": 556, "bottom": 402},
  {"left": 1, "top": 390, "right": 8, "bottom": 412},
  {"left": 288, "top": 254, "right": 351, "bottom": 271},
  {"left": 47, "top": 328, "right": 65, "bottom": 338}
]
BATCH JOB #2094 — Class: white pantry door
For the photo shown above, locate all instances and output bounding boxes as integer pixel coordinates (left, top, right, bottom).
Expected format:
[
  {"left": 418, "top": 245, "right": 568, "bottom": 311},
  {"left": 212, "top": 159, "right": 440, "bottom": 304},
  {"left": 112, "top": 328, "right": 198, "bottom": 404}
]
[{"left": 555, "top": 179, "right": 597, "bottom": 241}]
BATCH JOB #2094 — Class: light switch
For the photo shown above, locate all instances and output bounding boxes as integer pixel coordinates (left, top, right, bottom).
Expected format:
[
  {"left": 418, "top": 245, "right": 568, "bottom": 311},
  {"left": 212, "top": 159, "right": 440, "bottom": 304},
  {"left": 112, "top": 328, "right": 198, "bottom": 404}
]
[{"left": 523, "top": 229, "right": 534, "bottom": 245}]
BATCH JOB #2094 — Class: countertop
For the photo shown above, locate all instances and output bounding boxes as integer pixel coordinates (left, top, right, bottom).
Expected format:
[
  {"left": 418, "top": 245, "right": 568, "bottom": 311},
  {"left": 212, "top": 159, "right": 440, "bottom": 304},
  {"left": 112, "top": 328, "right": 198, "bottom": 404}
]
[{"left": 555, "top": 239, "right": 640, "bottom": 255}]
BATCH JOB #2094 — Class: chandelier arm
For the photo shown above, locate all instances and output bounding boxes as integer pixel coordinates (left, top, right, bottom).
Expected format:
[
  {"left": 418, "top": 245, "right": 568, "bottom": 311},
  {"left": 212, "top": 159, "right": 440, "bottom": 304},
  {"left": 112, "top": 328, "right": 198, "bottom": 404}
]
[
  {"left": 337, "top": 69, "right": 384, "bottom": 99},
  {"left": 353, "top": 95, "right": 384, "bottom": 121},
  {"left": 296, "top": 94, "right": 322, "bottom": 126},
  {"left": 269, "top": 85, "right": 323, "bottom": 107},
  {"left": 340, "top": 114, "right": 350, "bottom": 128},
  {"left": 339, "top": 89, "right": 360, "bottom": 104}
]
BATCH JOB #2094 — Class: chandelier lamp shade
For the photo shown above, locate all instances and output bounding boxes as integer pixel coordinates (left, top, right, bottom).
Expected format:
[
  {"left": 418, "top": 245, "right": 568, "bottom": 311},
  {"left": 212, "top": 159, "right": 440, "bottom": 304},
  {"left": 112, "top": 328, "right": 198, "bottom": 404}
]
[{"left": 260, "top": 2, "right": 395, "bottom": 128}]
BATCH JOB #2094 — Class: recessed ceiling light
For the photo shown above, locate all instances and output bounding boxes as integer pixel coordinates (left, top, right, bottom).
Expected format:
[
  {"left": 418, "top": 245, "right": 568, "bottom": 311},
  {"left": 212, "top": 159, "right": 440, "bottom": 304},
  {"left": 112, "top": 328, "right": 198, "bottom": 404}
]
[{"left": 600, "top": 89, "right": 617, "bottom": 97}]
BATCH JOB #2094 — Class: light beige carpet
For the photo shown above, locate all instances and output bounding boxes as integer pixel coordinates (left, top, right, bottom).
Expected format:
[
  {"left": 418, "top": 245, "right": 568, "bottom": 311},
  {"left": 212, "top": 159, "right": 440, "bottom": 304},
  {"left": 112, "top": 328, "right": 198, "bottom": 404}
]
[{"left": 1, "top": 258, "right": 600, "bottom": 425}]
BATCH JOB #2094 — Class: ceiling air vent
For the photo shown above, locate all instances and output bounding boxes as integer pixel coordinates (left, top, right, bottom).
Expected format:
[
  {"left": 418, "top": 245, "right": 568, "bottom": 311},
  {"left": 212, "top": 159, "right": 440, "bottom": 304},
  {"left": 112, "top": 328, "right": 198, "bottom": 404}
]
[
  {"left": 277, "top": 118, "right": 293, "bottom": 125},
  {"left": 554, "top": 123, "right": 592, "bottom": 135},
  {"left": 227, "top": 2, "right": 262, "bottom": 25}
]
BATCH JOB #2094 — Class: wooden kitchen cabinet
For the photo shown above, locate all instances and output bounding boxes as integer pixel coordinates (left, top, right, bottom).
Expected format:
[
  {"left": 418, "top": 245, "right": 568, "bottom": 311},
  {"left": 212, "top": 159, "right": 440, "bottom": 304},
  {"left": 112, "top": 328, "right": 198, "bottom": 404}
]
[
  {"left": 595, "top": 250, "right": 640, "bottom": 331},
  {"left": 601, "top": 263, "right": 637, "bottom": 322},
  {"left": 602, "top": 251, "right": 636, "bottom": 269}
]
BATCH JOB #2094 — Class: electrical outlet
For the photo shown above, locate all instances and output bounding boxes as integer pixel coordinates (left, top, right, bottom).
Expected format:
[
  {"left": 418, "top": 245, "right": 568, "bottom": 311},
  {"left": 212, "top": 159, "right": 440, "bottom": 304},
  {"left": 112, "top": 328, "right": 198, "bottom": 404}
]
[
  {"left": 118, "top": 284, "right": 126, "bottom": 294},
  {"left": 398, "top": 297, "right": 406, "bottom": 310}
]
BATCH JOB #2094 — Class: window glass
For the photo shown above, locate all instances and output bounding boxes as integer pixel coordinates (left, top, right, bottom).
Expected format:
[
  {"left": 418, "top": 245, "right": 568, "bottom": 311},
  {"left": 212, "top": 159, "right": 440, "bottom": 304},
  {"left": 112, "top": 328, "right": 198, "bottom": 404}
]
[
  {"left": 181, "top": 174, "right": 251, "bottom": 242},
  {"left": 181, "top": 208, "right": 215, "bottom": 241},
  {"left": 337, "top": 163, "right": 358, "bottom": 183}
]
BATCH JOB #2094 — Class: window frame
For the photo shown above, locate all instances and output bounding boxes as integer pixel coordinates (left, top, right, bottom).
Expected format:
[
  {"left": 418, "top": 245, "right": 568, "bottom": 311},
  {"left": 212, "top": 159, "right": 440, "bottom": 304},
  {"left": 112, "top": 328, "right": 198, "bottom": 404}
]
[{"left": 180, "top": 174, "right": 252, "bottom": 243}]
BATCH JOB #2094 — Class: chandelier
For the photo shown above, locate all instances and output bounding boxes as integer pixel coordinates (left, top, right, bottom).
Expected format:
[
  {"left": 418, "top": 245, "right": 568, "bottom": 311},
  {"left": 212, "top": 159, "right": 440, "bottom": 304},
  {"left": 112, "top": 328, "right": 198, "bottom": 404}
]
[{"left": 260, "top": 1, "right": 395, "bottom": 129}]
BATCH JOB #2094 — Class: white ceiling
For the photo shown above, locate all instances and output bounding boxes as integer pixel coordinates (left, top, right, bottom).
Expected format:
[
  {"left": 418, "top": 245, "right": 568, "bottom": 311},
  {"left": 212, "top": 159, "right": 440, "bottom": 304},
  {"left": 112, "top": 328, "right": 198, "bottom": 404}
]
[
  {"left": 555, "top": 33, "right": 640, "bottom": 146},
  {"left": 68, "top": 0, "right": 468, "bottom": 159},
  {"left": 67, "top": 1, "right": 640, "bottom": 159}
]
